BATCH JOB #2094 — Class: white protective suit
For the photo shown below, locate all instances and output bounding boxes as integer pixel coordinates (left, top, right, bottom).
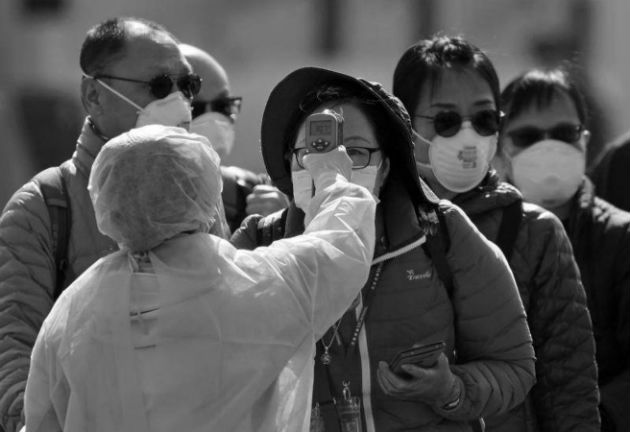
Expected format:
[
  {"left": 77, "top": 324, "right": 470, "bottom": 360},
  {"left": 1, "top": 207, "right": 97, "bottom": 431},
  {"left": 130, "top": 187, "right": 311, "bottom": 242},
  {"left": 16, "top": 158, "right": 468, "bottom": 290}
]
[{"left": 24, "top": 126, "right": 376, "bottom": 432}]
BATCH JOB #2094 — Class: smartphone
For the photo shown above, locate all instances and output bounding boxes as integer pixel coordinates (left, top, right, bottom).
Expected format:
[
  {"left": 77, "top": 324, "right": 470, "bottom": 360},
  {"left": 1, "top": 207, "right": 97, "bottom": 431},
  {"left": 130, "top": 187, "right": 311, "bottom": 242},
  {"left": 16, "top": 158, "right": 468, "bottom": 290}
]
[
  {"left": 305, "top": 110, "right": 343, "bottom": 153},
  {"left": 389, "top": 341, "right": 446, "bottom": 376}
]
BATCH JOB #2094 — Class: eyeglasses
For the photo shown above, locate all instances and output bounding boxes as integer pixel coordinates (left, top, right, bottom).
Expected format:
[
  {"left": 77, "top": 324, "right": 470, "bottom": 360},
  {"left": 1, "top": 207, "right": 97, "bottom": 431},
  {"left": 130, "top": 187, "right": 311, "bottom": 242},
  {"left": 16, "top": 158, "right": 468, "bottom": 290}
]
[
  {"left": 290, "top": 146, "right": 381, "bottom": 170},
  {"left": 94, "top": 73, "right": 202, "bottom": 99},
  {"left": 506, "top": 123, "right": 584, "bottom": 148},
  {"left": 191, "top": 96, "right": 243, "bottom": 120},
  {"left": 416, "top": 109, "right": 502, "bottom": 138}
]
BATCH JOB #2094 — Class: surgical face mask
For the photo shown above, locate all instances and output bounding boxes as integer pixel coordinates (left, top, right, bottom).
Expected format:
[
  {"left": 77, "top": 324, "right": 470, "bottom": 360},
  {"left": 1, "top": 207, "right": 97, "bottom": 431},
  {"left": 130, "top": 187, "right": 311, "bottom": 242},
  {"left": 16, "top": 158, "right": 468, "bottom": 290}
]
[
  {"left": 95, "top": 78, "right": 192, "bottom": 129},
  {"left": 291, "top": 161, "right": 381, "bottom": 212},
  {"left": 350, "top": 162, "right": 381, "bottom": 194},
  {"left": 292, "top": 170, "right": 314, "bottom": 211},
  {"left": 414, "top": 123, "right": 496, "bottom": 193},
  {"left": 190, "top": 112, "right": 235, "bottom": 159},
  {"left": 511, "top": 139, "right": 585, "bottom": 208}
]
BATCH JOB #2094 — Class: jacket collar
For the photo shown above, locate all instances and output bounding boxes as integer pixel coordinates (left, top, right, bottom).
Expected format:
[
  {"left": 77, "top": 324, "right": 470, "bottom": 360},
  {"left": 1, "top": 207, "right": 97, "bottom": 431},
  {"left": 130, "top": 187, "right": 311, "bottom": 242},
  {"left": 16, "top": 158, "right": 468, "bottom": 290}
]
[
  {"left": 282, "top": 175, "right": 431, "bottom": 259},
  {"left": 565, "top": 176, "right": 594, "bottom": 232},
  {"left": 452, "top": 170, "right": 522, "bottom": 216},
  {"left": 379, "top": 175, "right": 427, "bottom": 249},
  {"left": 72, "top": 117, "right": 107, "bottom": 179}
]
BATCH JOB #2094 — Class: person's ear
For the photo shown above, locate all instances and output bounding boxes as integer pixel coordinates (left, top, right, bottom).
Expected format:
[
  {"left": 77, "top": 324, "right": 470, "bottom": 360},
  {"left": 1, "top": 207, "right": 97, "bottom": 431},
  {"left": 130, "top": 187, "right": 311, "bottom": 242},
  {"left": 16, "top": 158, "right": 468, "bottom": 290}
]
[
  {"left": 380, "top": 156, "right": 391, "bottom": 179},
  {"left": 374, "top": 156, "right": 391, "bottom": 197},
  {"left": 491, "top": 144, "right": 512, "bottom": 182},
  {"left": 81, "top": 77, "right": 103, "bottom": 116},
  {"left": 488, "top": 134, "right": 499, "bottom": 162},
  {"left": 580, "top": 129, "right": 591, "bottom": 152}
]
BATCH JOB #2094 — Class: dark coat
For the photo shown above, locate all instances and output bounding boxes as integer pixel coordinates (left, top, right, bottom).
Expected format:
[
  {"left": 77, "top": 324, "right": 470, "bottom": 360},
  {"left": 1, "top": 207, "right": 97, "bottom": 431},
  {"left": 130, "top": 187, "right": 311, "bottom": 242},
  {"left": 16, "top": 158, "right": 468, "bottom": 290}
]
[
  {"left": 454, "top": 172, "right": 600, "bottom": 432},
  {"left": 589, "top": 131, "right": 630, "bottom": 212},
  {"left": 564, "top": 178, "right": 630, "bottom": 432},
  {"left": 0, "top": 120, "right": 117, "bottom": 432}
]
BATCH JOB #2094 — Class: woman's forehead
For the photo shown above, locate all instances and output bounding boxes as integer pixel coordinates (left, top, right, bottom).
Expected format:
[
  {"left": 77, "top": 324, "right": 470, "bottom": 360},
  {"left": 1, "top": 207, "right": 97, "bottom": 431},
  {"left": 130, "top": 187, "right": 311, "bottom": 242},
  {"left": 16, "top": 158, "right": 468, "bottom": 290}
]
[
  {"left": 297, "top": 102, "right": 377, "bottom": 140},
  {"left": 417, "top": 68, "right": 495, "bottom": 110},
  {"left": 312, "top": 103, "right": 372, "bottom": 128}
]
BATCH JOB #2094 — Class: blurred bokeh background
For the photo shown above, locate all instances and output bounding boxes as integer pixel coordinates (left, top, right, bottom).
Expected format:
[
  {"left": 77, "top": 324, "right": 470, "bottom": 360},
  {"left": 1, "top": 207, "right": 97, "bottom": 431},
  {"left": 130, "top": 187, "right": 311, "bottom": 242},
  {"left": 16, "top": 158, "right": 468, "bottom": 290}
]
[{"left": 1, "top": 0, "right": 628, "bottom": 208}]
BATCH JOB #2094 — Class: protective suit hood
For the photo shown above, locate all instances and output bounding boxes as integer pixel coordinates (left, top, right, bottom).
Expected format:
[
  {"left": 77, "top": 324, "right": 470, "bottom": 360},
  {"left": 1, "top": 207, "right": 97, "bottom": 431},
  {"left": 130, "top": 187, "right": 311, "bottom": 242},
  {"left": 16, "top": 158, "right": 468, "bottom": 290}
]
[{"left": 88, "top": 125, "right": 223, "bottom": 252}]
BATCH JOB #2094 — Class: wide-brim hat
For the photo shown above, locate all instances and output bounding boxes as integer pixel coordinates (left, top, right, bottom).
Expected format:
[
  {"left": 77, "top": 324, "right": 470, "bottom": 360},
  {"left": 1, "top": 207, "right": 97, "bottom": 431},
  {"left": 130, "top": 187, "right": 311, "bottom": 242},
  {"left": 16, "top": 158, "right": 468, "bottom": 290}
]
[{"left": 260, "top": 66, "right": 438, "bottom": 206}]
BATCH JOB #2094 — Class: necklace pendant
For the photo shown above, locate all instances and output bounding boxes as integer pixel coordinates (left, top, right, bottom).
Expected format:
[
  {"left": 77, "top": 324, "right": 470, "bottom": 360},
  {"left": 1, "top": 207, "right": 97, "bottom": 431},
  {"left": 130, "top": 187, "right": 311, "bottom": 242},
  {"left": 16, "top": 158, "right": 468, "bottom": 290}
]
[{"left": 320, "top": 351, "right": 332, "bottom": 365}]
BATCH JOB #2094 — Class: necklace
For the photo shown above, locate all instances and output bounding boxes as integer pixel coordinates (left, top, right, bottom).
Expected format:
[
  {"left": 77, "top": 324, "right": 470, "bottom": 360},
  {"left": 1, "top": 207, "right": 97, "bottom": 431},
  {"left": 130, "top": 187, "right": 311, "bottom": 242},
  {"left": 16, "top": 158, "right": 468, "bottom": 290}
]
[
  {"left": 346, "top": 262, "right": 384, "bottom": 352},
  {"left": 319, "top": 262, "right": 385, "bottom": 365},
  {"left": 320, "top": 318, "right": 343, "bottom": 365}
]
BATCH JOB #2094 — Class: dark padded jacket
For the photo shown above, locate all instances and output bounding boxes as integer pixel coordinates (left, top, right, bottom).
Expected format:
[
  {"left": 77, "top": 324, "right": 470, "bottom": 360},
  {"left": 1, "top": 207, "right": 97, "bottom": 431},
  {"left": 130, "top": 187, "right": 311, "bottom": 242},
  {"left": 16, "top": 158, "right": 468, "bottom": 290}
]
[
  {"left": 589, "top": 131, "right": 630, "bottom": 212},
  {"left": 0, "top": 120, "right": 117, "bottom": 432},
  {"left": 453, "top": 172, "right": 600, "bottom": 432},
  {"left": 564, "top": 178, "right": 630, "bottom": 432},
  {"left": 232, "top": 175, "right": 536, "bottom": 431}
]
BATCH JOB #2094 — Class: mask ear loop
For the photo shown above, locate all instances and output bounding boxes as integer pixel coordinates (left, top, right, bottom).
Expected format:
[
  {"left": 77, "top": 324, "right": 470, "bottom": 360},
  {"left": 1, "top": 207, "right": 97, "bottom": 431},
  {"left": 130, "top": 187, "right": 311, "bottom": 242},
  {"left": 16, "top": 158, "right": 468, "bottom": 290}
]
[
  {"left": 411, "top": 129, "right": 434, "bottom": 171},
  {"left": 83, "top": 73, "right": 144, "bottom": 112}
]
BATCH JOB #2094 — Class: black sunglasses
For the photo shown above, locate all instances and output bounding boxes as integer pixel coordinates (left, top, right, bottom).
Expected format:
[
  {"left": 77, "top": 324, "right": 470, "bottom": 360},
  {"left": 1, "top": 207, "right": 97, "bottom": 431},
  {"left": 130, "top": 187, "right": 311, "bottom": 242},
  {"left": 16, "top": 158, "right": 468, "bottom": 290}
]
[
  {"left": 290, "top": 146, "right": 381, "bottom": 170},
  {"left": 416, "top": 109, "right": 502, "bottom": 138},
  {"left": 191, "top": 96, "right": 243, "bottom": 120},
  {"left": 506, "top": 123, "right": 584, "bottom": 148},
  {"left": 94, "top": 73, "right": 202, "bottom": 99}
]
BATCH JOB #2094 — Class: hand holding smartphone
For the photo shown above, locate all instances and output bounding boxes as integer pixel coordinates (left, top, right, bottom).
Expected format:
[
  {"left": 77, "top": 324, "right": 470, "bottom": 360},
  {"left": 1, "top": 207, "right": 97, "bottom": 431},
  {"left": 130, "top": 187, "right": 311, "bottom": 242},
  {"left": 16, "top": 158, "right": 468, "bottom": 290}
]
[{"left": 389, "top": 341, "right": 446, "bottom": 377}]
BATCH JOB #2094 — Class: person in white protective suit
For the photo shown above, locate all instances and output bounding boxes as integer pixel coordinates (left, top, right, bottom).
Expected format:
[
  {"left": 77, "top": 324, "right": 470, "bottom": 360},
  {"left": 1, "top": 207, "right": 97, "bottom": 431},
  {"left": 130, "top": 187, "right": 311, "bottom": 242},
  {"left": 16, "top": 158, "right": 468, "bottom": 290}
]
[{"left": 22, "top": 124, "right": 376, "bottom": 432}]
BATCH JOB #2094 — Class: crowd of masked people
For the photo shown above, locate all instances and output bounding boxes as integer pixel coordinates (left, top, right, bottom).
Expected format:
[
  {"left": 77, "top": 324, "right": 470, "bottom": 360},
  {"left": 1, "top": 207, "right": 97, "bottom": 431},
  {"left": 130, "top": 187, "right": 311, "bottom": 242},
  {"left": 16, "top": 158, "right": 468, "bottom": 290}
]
[{"left": 0, "top": 16, "right": 627, "bottom": 432}]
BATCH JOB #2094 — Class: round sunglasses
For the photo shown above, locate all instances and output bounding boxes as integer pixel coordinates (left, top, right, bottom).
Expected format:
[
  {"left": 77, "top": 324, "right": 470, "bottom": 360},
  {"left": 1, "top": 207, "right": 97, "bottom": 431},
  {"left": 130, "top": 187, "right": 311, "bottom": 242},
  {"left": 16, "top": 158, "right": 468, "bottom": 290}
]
[
  {"left": 94, "top": 73, "right": 202, "bottom": 99},
  {"left": 416, "top": 109, "right": 502, "bottom": 137},
  {"left": 191, "top": 96, "right": 243, "bottom": 121},
  {"left": 506, "top": 123, "right": 584, "bottom": 148}
]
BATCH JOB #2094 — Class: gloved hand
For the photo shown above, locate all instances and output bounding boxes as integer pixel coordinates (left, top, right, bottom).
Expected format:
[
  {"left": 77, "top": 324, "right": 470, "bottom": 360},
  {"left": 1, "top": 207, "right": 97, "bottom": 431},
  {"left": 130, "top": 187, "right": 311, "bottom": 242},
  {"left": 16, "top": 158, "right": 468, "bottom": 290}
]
[
  {"left": 246, "top": 184, "right": 290, "bottom": 216},
  {"left": 376, "top": 352, "right": 462, "bottom": 409},
  {"left": 302, "top": 145, "right": 353, "bottom": 191}
]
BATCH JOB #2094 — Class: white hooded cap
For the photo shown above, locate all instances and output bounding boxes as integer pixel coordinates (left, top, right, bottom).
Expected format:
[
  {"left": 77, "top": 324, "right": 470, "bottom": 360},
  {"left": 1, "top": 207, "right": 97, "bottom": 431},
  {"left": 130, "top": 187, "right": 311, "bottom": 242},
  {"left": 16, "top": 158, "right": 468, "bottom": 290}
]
[{"left": 88, "top": 124, "right": 223, "bottom": 252}]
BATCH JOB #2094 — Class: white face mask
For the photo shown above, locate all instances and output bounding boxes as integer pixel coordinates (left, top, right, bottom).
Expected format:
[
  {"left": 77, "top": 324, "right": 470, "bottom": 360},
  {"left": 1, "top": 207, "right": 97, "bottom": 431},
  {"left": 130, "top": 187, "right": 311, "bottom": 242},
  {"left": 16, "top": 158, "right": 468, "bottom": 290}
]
[
  {"left": 292, "top": 162, "right": 381, "bottom": 211},
  {"left": 511, "top": 139, "right": 585, "bottom": 208},
  {"left": 291, "top": 170, "right": 314, "bottom": 211},
  {"left": 350, "top": 162, "right": 381, "bottom": 194},
  {"left": 94, "top": 77, "right": 192, "bottom": 130},
  {"left": 190, "top": 112, "right": 235, "bottom": 160},
  {"left": 415, "top": 123, "right": 497, "bottom": 193}
]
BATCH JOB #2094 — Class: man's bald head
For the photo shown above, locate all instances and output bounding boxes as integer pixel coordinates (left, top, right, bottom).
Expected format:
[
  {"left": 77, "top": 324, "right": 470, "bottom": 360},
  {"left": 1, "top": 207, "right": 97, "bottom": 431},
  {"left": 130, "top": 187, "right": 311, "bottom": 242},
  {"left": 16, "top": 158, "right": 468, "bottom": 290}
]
[
  {"left": 80, "top": 17, "right": 179, "bottom": 76},
  {"left": 179, "top": 43, "right": 230, "bottom": 102}
]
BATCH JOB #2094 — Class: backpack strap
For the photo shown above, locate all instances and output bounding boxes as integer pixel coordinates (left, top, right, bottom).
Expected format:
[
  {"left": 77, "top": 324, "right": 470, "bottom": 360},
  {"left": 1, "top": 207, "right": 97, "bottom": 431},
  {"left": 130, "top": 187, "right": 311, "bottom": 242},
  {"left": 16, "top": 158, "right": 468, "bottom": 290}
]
[
  {"left": 423, "top": 208, "right": 454, "bottom": 300},
  {"left": 34, "top": 166, "right": 71, "bottom": 299},
  {"left": 495, "top": 200, "right": 522, "bottom": 261}
]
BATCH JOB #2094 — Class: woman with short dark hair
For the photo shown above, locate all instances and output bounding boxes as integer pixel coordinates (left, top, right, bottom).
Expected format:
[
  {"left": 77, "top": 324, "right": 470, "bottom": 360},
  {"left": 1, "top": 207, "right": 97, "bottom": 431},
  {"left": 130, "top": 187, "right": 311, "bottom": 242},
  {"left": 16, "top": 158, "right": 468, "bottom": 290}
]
[{"left": 393, "top": 36, "right": 600, "bottom": 432}]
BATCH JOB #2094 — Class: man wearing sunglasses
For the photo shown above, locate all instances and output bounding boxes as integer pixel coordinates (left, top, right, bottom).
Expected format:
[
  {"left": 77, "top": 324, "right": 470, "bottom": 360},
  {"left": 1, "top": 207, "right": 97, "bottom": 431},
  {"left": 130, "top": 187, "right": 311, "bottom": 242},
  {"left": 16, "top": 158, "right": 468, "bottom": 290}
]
[
  {"left": 181, "top": 44, "right": 289, "bottom": 232},
  {"left": 0, "top": 17, "right": 228, "bottom": 432}
]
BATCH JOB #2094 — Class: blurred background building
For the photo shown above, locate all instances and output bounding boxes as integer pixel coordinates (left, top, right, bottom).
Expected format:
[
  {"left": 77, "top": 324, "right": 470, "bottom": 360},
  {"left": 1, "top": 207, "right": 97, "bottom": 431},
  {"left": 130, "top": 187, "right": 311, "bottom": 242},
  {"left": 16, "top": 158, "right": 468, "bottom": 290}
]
[{"left": 1, "top": 0, "right": 628, "bottom": 207}]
